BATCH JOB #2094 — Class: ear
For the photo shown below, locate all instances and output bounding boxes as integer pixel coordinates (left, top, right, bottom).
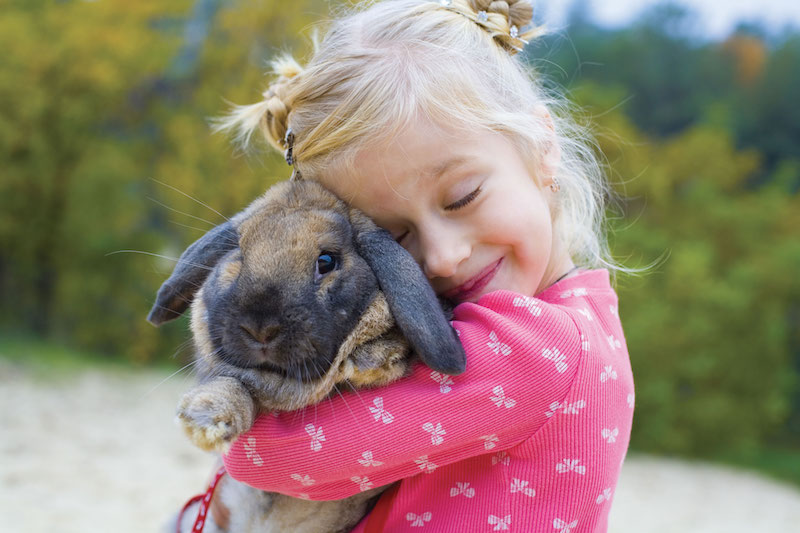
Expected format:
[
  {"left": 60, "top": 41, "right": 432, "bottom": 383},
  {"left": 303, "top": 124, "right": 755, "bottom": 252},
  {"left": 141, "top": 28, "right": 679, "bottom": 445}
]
[
  {"left": 533, "top": 105, "right": 561, "bottom": 187},
  {"left": 147, "top": 221, "right": 239, "bottom": 326},
  {"left": 349, "top": 210, "right": 467, "bottom": 375}
]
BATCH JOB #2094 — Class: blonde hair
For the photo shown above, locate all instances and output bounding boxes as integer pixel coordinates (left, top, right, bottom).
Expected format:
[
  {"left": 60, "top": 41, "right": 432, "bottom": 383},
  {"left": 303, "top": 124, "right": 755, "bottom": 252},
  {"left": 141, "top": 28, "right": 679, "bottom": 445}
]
[{"left": 216, "top": 0, "right": 618, "bottom": 273}]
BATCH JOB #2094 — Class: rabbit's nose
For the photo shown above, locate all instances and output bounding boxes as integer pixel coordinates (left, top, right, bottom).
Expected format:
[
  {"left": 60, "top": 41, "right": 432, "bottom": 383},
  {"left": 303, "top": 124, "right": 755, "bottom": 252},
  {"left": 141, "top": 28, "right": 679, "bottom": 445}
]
[{"left": 239, "top": 321, "right": 281, "bottom": 345}]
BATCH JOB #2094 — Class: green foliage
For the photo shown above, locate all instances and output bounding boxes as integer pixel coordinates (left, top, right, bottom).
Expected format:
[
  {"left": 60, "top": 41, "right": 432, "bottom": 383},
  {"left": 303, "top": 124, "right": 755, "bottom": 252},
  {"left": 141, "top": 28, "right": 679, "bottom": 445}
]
[
  {"left": 0, "top": 0, "right": 324, "bottom": 363},
  {"left": 573, "top": 84, "right": 800, "bottom": 456}
]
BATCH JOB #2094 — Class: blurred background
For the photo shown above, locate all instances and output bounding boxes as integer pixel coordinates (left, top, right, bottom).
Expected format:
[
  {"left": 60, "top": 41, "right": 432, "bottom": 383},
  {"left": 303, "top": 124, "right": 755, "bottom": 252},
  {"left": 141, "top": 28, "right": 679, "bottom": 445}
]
[{"left": 1, "top": 0, "right": 799, "bottom": 530}]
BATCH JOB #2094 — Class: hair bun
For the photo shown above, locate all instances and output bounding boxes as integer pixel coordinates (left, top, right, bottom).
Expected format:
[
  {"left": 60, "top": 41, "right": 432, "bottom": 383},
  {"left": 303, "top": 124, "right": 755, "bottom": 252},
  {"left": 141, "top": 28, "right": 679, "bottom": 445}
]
[
  {"left": 490, "top": 1, "right": 510, "bottom": 18},
  {"left": 507, "top": 0, "right": 533, "bottom": 29},
  {"left": 469, "top": 0, "right": 492, "bottom": 11},
  {"left": 448, "top": 0, "right": 540, "bottom": 55}
]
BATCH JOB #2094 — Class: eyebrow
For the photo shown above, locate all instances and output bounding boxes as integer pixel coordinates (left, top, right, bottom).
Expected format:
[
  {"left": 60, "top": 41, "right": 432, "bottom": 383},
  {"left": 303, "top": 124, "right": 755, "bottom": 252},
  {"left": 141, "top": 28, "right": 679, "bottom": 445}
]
[{"left": 424, "top": 157, "right": 472, "bottom": 181}]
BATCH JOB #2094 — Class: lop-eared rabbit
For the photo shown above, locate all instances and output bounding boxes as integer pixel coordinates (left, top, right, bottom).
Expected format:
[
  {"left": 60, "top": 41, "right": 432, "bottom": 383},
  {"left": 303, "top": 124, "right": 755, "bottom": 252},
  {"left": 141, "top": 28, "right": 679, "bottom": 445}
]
[{"left": 148, "top": 180, "right": 466, "bottom": 533}]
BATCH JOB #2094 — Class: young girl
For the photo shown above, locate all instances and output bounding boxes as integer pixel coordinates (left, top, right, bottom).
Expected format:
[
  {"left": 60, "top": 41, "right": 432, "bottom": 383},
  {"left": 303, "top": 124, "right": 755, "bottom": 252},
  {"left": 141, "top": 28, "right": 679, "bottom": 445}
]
[{"left": 213, "top": 0, "right": 634, "bottom": 531}]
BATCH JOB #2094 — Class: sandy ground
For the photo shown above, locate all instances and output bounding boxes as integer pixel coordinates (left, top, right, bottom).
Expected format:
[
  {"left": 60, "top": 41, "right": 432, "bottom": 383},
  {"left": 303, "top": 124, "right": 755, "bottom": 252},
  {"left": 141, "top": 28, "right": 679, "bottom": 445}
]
[{"left": 2, "top": 361, "right": 799, "bottom": 533}]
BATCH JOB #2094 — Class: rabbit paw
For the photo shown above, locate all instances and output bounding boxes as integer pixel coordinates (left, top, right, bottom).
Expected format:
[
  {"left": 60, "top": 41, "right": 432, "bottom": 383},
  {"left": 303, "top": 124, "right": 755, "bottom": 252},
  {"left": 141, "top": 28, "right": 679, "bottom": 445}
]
[{"left": 177, "top": 382, "right": 255, "bottom": 453}]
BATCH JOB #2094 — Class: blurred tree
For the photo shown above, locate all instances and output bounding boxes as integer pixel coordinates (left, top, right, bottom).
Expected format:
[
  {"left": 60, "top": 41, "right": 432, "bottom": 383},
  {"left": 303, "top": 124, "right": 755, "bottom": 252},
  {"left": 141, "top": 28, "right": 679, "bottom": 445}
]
[
  {"left": 0, "top": 0, "right": 324, "bottom": 362},
  {"left": 0, "top": 1, "right": 185, "bottom": 339},
  {"left": 721, "top": 33, "right": 767, "bottom": 87},
  {"left": 573, "top": 83, "right": 800, "bottom": 455},
  {"left": 534, "top": 2, "right": 798, "bottom": 181},
  {"left": 733, "top": 35, "right": 800, "bottom": 185},
  {"left": 537, "top": 2, "right": 725, "bottom": 137}
]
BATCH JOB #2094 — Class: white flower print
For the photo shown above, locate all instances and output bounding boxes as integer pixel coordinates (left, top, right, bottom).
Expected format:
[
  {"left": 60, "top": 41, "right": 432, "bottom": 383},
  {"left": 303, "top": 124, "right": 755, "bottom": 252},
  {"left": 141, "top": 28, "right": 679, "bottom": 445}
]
[
  {"left": 553, "top": 518, "right": 578, "bottom": 533},
  {"left": 609, "top": 305, "right": 619, "bottom": 317},
  {"left": 555, "top": 458, "right": 586, "bottom": 475},
  {"left": 627, "top": 392, "right": 635, "bottom": 408},
  {"left": 406, "top": 512, "right": 432, "bottom": 527},
  {"left": 602, "top": 427, "right": 619, "bottom": 444},
  {"left": 480, "top": 434, "right": 499, "bottom": 450},
  {"left": 422, "top": 422, "right": 445, "bottom": 445},
  {"left": 607, "top": 335, "right": 621, "bottom": 350},
  {"left": 492, "top": 451, "right": 510, "bottom": 466},
  {"left": 578, "top": 308, "right": 593, "bottom": 321},
  {"left": 488, "top": 514, "right": 511, "bottom": 531},
  {"left": 414, "top": 455, "right": 438, "bottom": 474},
  {"left": 450, "top": 482, "right": 476, "bottom": 498},
  {"left": 596, "top": 488, "right": 613, "bottom": 504},
  {"left": 487, "top": 331, "right": 512, "bottom": 356},
  {"left": 350, "top": 475, "right": 374, "bottom": 492},
  {"left": 429, "top": 371, "right": 454, "bottom": 394},
  {"left": 358, "top": 451, "right": 383, "bottom": 467},
  {"left": 546, "top": 399, "right": 586, "bottom": 417},
  {"left": 510, "top": 478, "right": 536, "bottom": 497},
  {"left": 542, "top": 347, "right": 568, "bottom": 373},
  {"left": 600, "top": 365, "right": 618, "bottom": 383},
  {"left": 560, "top": 288, "right": 587, "bottom": 299},
  {"left": 304, "top": 424, "right": 325, "bottom": 452},
  {"left": 369, "top": 397, "right": 394, "bottom": 424},
  {"left": 296, "top": 493, "right": 310, "bottom": 500},
  {"left": 512, "top": 296, "right": 542, "bottom": 316},
  {"left": 581, "top": 334, "right": 590, "bottom": 352},
  {"left": 561, "top": 399, "right": 587, "bottom": 415},
  {"left": 490, "top": 385, "right": 517, "bottom": 408},
  {"left": 290, "top": 474, "right": 315, "bottom": 486},
  {"left": 243, "top": 436, "right": 263, "bottom": 466},
  {"left": 545, "top": 401, "right": 563, "bottom": 418}
]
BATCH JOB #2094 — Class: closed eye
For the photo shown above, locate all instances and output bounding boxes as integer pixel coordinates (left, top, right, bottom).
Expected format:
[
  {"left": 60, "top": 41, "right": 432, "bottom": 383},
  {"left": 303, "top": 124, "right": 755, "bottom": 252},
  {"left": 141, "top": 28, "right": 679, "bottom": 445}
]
[{"left": 445, "top": 186, "right": 481, "bottom": 211}]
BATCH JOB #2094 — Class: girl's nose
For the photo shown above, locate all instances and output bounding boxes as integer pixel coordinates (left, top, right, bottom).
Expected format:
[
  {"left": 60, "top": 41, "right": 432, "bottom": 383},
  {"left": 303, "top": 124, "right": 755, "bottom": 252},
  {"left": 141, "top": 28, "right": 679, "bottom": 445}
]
[{"left": 419, "top": 224, "right": 470, "bottom": 280}]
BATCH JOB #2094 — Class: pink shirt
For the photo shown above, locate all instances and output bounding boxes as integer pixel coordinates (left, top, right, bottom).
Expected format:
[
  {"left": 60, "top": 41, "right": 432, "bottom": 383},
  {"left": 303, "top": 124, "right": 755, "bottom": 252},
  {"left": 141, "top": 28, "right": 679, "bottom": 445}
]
[{"left": 223, "top": 269, "right": 634, "bottom": 532}]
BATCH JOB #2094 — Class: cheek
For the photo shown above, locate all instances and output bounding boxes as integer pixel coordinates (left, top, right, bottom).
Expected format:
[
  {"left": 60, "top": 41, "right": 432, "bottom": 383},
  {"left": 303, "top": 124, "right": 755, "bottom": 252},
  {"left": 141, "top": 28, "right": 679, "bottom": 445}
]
[{"left": 218, "top": 259, "right": 241, "bottom": 289}]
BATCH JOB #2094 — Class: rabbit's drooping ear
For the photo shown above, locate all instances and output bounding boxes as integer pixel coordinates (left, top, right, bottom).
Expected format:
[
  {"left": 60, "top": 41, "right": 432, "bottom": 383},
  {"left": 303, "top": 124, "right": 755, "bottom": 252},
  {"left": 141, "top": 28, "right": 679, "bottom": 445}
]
[
  {"left": 147, "top": 221, "right": 239, "bottom": 326},
  {"left": 350, "top": 210, "right": 467, "bottom": 375}
]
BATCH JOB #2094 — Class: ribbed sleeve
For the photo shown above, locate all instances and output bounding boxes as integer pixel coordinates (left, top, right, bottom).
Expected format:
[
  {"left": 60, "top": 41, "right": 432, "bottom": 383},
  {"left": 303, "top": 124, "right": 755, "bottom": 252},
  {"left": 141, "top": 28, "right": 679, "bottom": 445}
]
[{"left": 223, "top": 270, "right": 634, "bottom": 532}]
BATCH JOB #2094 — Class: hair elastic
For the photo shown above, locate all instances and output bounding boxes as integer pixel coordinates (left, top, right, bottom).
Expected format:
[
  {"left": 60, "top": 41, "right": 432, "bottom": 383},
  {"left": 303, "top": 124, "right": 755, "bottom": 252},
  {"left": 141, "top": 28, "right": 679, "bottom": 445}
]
[{"left": 283, "top": 127, "right": 295, "bottom": 166}]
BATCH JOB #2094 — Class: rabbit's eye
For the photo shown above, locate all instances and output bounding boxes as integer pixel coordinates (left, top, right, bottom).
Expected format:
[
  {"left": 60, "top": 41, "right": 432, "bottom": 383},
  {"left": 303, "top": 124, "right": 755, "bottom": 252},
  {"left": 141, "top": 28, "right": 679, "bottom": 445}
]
[{"left": 316, "top": 252, "right": 340, "bottom": 277}]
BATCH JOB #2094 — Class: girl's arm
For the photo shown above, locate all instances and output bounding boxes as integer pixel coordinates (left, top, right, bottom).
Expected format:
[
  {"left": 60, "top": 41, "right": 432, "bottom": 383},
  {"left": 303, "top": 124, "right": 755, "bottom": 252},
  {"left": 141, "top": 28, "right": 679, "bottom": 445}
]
[{"left": 223, "top": 290, "right": 582, "bottom": 500}]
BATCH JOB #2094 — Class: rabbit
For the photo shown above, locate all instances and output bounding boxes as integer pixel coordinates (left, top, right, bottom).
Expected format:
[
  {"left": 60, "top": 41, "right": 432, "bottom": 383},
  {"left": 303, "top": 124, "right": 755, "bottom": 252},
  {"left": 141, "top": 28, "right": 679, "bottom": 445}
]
[{"left": 148, "top": 179, "right": 466, "bottom": 533}]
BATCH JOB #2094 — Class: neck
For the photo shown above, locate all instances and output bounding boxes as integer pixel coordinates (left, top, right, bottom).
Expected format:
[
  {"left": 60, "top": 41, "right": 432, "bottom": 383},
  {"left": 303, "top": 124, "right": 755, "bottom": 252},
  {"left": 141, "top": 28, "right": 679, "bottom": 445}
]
[{"left": 536, "top": 237, "right": 576, "bottom": 295}]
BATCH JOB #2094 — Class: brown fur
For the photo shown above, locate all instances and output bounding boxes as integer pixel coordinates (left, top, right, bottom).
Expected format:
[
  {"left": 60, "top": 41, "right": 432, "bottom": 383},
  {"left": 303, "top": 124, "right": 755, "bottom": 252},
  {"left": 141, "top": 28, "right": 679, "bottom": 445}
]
[{"left": 151, "top": 181, "right": 465, "bottom": 533}]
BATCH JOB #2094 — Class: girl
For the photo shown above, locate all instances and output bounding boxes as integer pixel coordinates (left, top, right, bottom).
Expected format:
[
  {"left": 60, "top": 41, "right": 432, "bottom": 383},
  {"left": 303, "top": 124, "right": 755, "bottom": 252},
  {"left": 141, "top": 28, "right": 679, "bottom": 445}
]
[{"left": 213, "top": 0, "right": 634, "bottom": 531}]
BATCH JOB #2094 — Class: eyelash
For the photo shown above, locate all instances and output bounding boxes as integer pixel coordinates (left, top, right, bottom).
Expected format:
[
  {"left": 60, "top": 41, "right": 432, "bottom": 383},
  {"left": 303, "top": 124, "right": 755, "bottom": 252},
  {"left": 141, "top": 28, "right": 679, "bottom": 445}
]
[
  {"left": 394, "top": 186, "right": 482, "bottom": 243},
  {"left": 445, "top": 186, "right": 482, "bottom": 211}
]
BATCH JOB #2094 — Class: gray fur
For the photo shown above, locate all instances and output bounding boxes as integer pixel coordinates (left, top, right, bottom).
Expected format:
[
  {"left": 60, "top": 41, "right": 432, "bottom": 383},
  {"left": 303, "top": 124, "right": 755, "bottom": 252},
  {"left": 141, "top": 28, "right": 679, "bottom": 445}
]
[{"left": 150, "top": 180, "right": 465, "bottom": 532}]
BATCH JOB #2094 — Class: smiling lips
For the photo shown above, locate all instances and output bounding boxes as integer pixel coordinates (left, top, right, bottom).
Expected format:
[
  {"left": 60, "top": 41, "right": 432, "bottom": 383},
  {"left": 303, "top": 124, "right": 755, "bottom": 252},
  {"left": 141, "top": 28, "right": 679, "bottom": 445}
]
[{"left": 443, "top": 257, "right": 504, "bottom": 303}]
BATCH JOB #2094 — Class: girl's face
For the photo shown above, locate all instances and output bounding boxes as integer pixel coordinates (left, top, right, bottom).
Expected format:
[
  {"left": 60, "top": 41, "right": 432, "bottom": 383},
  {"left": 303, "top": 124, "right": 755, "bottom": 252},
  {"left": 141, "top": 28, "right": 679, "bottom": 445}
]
[{"left": 318, "top": 118, "right": 573, "bottom": 304}]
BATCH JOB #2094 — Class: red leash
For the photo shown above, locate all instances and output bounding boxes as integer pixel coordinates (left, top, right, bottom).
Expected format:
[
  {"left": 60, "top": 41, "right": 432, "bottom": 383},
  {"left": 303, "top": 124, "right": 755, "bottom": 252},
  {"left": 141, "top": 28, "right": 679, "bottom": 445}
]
[{"left": 177, "top": 465, "right": 227, "bottom": 533}]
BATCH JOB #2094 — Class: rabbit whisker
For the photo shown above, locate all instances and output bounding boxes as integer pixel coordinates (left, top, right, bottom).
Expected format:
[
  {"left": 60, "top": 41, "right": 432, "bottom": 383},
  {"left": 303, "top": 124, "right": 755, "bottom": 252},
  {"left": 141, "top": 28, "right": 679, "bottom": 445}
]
[
  {"left": 146, "top": 196, "right": 220, "bottom": 228},
  {"left": 140, "top": 351, "right": 202, "bottom": 400},
  {"left": 336, "top": 380, "right": 370, "bottom": 434},
  {"left": 169, "top": 220, "right": 220, "bottom": 234},
  {"left": 150, "top": 178, "right": 231, "bottom": 222},
  {"left": 106, "top": 250, "right": 215, "bottom": 271}
]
